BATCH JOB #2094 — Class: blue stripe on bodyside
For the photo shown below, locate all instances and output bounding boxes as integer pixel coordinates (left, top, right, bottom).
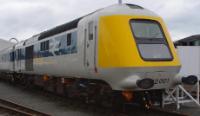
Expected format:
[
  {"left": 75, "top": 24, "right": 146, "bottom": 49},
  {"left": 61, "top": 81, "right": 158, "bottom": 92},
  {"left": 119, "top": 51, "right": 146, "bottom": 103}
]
[{"left": 33, "top": 31, "right": 78, "bottom": 58}]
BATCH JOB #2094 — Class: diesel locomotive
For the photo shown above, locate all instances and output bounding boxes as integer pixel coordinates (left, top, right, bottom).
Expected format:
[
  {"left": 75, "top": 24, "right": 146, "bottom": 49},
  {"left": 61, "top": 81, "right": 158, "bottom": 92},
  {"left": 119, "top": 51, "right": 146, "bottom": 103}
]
[{"left": 0, "top": 4, "right": 193, "bottom": 106}]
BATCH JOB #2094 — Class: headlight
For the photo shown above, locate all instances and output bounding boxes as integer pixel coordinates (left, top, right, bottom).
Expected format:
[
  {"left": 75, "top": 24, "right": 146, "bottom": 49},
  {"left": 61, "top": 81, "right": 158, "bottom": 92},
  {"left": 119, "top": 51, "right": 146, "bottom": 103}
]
[
  {"left": 136, "top": 78, "right": 154, "bottom": 89},
  {"left": 182, "top": 75, "right": 198, "bottom": 85}
]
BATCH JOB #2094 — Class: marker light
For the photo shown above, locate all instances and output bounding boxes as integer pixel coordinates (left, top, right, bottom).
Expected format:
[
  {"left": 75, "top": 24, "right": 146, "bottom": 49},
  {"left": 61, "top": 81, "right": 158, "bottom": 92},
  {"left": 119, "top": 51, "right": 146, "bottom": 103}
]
[{"left": 122, "top": 90, "right": 133, "bottom": 102}]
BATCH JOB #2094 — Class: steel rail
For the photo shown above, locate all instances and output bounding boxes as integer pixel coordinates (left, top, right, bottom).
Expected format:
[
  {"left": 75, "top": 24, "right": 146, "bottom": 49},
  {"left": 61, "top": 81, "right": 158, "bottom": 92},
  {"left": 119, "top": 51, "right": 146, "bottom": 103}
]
[{"left": 0, "top": 98, "right": 50, "bottom": 116}]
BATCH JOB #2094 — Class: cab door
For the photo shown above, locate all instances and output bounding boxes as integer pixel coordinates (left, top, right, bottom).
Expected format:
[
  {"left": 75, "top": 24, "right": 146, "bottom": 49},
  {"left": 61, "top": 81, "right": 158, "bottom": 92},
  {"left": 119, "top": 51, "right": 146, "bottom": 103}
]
[
  {"left": 10, "top": 47, "right": 15, "bottom": 72},
  {"left": 84, "top": 21, "right": 97, "bottom": 73},
  {"left": 25, "top": 45, "right": 34, "bottom": 71},
  {"left": 14, "top": 49, "right": 21, "bottom": 72}
]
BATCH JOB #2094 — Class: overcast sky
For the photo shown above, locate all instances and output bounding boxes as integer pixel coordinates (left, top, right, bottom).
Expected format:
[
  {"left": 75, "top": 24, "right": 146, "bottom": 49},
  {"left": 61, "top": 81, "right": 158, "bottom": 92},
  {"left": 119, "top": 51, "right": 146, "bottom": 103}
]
[{"left": 0, "top": 0, "right": 200, "bottom": 42}]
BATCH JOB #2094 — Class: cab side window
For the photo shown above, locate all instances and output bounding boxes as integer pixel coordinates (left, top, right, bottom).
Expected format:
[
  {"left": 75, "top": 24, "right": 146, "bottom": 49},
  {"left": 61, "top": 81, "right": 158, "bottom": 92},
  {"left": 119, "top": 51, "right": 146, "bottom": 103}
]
[
  {"left": 88, "top": 22, "right": 94, "bottom": 40},
  {"left": 67, "top": 33, "right": 71, "bottom": 46},
  {"left": 40, "top": 40, "right": 49, "bottom": 51}
]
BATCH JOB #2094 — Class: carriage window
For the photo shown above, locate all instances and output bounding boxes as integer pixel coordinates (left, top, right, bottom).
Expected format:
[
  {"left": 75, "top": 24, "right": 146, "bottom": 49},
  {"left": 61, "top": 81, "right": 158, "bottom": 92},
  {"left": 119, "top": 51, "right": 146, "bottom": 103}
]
[
  {"left": 71, "top": 31, "right": 78, "bottom": 53},
  {"left": 40, "top": 40, "right": 49, "bottom": 51},
  {"left": 20, "top": 49, "right": 25, "bottom": 60},
  {"left": 88, "top": 21, "right": 93, "bottom": 40},
  {"left": 14, "top": 51, "right": 17, "bottom": 60},
  {"left": 18, "top": 49, "right": 21, "bottom": 60},
  {"left": 10, "top": 52, "right": 15, "bottom": 62},
  {"left": 15, "top": 49, "right": 20, "bottom": 60},
  {"left": 67, "top": 33, "right": 71, "bottom": 46}
]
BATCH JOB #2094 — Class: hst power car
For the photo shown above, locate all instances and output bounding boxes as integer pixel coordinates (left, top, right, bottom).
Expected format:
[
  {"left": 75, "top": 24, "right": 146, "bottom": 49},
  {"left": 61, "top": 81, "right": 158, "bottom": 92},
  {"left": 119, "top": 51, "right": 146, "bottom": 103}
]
[{"left": 0, "top": 4, "right": 195, "bottom": 106}]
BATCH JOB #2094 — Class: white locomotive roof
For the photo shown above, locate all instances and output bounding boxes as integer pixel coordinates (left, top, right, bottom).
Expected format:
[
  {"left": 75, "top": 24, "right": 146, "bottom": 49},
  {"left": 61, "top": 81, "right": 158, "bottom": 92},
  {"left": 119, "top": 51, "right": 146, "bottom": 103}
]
[
  {"left": 90, "top": 4, "right": 158, "bottom": 18},
  {"left": 16, "top": 4, "right": 158, "bottom": 48},
  {"left": 79, "top": 4, "right": 159, "bottom": 26}
]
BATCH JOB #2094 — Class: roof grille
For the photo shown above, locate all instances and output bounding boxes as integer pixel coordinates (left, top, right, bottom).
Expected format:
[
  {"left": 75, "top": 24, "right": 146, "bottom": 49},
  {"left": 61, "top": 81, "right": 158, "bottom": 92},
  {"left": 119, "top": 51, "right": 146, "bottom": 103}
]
[{"left": 126, "top": 4, "right": 144, "bottom": 9}]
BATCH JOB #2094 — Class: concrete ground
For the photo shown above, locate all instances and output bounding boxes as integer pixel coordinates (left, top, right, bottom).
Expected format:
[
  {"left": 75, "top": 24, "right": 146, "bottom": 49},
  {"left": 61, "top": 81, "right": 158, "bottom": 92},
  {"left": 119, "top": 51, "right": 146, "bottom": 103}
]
[
  {"left": 0, "top": 81, "right": 111, "bottom": 116},
  {"left": 179, "top": 104, "right": 200, "bottom": 116},
  {"left": 0, "top": 81, "right": 199, "bottom": 116}
]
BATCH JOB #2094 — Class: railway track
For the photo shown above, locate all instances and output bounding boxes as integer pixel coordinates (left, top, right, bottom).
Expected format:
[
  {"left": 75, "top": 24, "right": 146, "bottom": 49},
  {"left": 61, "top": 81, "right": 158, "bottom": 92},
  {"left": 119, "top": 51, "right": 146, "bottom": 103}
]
[
  {"left": 0, "top": 98, "right": 50, "bottom": 116},
  {"left": 0, "top": 93, "right": 190, "bottom": 116}
]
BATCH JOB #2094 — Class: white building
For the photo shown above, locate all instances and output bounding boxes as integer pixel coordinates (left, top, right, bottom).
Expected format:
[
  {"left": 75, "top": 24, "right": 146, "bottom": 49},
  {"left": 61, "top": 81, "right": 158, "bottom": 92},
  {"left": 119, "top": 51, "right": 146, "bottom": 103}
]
[
  {"left": 0, "top": 39, "right": 14, "bottom": 51},
  {"left": 175, "top": 35, "right": 200, "bottom": 79}
]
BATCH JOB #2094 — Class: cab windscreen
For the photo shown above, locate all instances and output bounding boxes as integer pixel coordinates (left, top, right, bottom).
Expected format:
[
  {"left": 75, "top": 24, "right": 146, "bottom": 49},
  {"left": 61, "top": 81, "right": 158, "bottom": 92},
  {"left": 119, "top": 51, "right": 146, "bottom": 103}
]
[{"left": 130, "top": 20, "right": 173, "bottom": 61}]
